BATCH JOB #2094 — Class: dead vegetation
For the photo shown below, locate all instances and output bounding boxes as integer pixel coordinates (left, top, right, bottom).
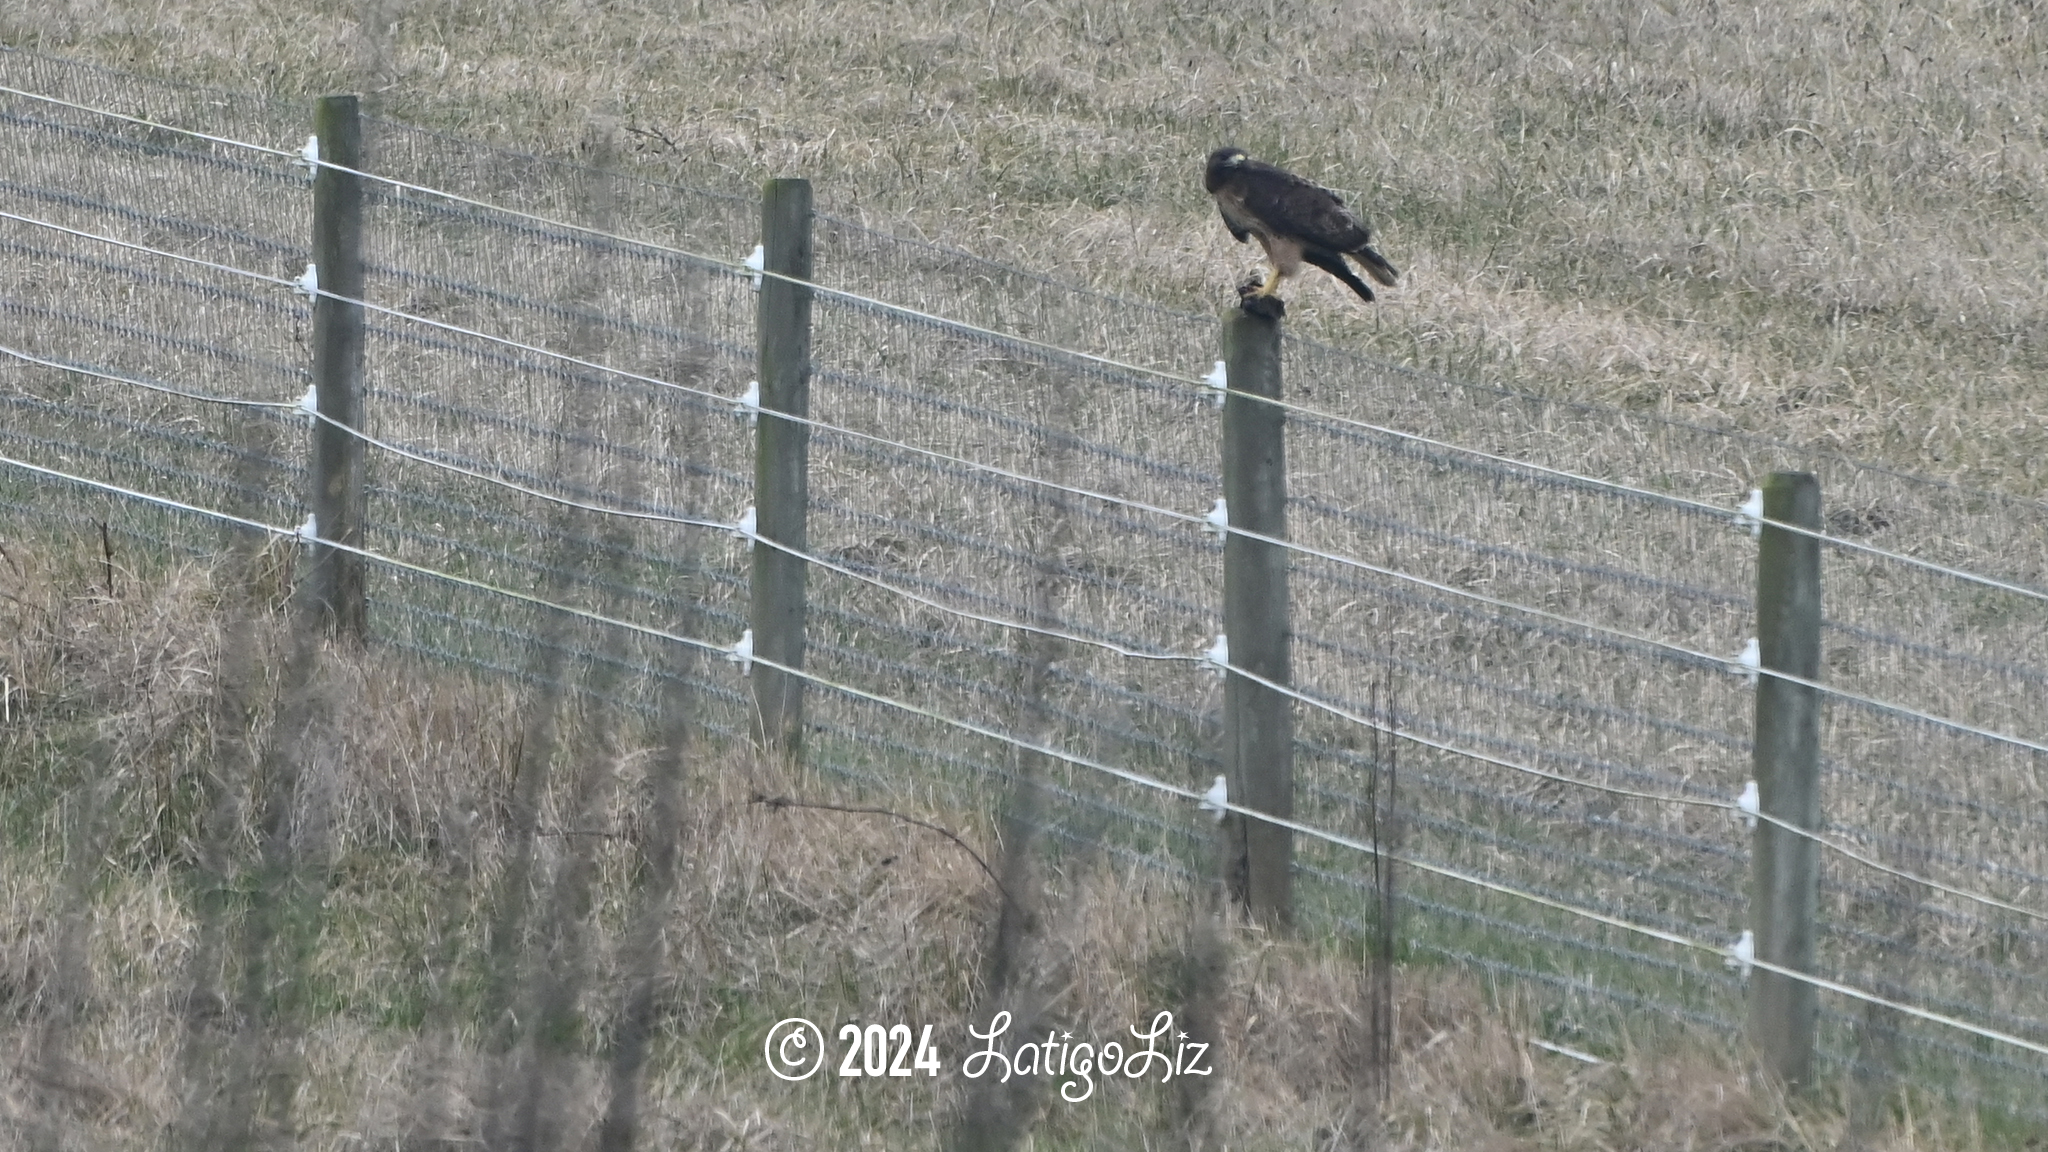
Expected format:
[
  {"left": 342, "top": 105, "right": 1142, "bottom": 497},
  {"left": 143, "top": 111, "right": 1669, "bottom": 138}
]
[
  {"left": 0, "top": 536, "right": 2002, "bottom": 1150},
  {"left": 6, "top": 0, "right": 2045, "bottom": 492},
  {"left": 3, "top": 0, "right": 2047, "bottom": 1146}
]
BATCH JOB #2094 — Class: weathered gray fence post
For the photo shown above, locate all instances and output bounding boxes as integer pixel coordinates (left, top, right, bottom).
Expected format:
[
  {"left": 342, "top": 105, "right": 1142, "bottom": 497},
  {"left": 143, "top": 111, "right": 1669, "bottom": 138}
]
[
  {"left": 306, "top": 93, "right": 367, "bottom": 639},
  {"left": 750, "top": 178, "right": 813, "bottom": 754},
  {"left": 1221, "top": 306, "right": 1293, "bottom": 928},
  {"left": 1749, "top": 470, "right": 1822, "bottom": 1087}
]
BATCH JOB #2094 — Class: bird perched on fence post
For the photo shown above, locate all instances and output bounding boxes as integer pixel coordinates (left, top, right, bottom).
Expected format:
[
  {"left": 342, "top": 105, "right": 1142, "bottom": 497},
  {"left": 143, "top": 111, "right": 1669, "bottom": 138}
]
[{"left": 1204, "top": 147, "right": 1399, "bottom": 310}]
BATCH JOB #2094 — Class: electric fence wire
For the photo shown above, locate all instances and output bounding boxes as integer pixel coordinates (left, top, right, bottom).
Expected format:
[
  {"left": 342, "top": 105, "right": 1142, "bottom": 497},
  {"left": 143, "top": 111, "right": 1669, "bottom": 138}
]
[
  {"left": 0, "top": 340, "right": 301, "bottom": 410},
  {"left": 4, "top": 26, "right": 2031, "bottom": 947},
  {"left": 0, "top": 430, "right": 2015, "bottom": 869},
  {"left": 8, "top": 73, "right": 2039, "bottom": 1115},
  {"left": 13, "top": 204, "right": 2045, "bottom": 780},
  {"left": 8, "top": 100, "right": 2039, "bottom": 906},
  {"left": 0, "top": 430, "right": 1954, "bottom": 950},
  {"left": 9, "top": 336, "right": 2047, "bottom": 928},
  {"left": 18, "top": 198, "right": 2047, "bottom": 779},
  {"left": 4, "top": 450, "right": 2045, "bottom": 1072},
  {"left": 0, "top": 183, "right": 2015, "bottom": 619},
  {"left": 0, "top": 297, "right": 307, "bottom": 384},
  {"left": 357, "top": 399, "right": 1208, "bottom": 666},
  {"left": 7, "top": 78, "right": 2047, "bottom": 610}
]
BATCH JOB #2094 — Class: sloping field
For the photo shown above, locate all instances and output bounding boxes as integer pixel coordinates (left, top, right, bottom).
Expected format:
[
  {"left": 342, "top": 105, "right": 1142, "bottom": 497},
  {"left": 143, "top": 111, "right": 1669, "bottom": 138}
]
[{"left": 2, "top": 2, "right": 2046, "bottom": 1149}]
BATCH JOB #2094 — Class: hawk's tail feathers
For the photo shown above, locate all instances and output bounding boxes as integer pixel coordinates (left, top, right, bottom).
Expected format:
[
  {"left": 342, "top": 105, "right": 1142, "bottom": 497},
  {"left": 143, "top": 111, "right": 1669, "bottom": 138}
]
[
  {"left": 1301, "top": 249, "right": 1376, "bottom": 303},
  {"left": 1350, "top": 245, "right": 1400, "bottom": 287}
]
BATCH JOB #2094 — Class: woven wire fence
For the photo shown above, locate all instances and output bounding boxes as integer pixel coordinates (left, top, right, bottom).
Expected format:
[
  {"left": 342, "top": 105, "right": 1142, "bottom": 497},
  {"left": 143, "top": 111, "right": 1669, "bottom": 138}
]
[{"left": 4, "top": 44, "right": 2048, "bottom": 1127}]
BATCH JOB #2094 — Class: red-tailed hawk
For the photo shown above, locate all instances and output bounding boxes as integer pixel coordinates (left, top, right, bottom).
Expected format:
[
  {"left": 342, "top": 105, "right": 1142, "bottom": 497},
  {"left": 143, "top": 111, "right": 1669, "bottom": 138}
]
[{"left": 1204, "top": 147, "right": 1398, "bottom": 304}]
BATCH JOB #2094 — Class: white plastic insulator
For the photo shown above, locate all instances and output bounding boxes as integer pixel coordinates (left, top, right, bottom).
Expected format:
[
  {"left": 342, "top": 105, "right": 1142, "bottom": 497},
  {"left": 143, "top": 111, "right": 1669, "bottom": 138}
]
[
  {"left": 1734, "top": 637, "right": 1761, "bottom": 682},
  {"left": 1205, "top": 497, "right": 1229, "bottom": 540},
  {"left": 736, "top": 379, "right": 760, "bottom": 426},
  {"left": 295, "top": 263, "right": 319, "bottom": 299},
  {"left": 1528, "top": 1038, "right": 1605, "bottom": 1065},
  {"left": 1724, "top": 929, "right": 1755, "bottom": 979},
  {"left": 1199, "top": 775, "right": 1229, "bottom": 823},
  {"left": 298, "top": 384, "right": 319, "bottom": 420},
  {"left": 1735, "top": 488, "right": 1764, "bottom": 538},
  {"left": 295, "top": 513, "right": 319, "bottom": 543},
  {"left": 744, "top": 244, "right": 766, "bottom": 290},
  {"left": 1202, "top": 633, "right": 1230, "bottom": 675},
  {"left": 1736, "top": 780, "right": 1760, "bottom": 829},
  {"left": 1202, "top": 360, "right": 1228, "bottom": 409},
  {"left": 727, "top": 628, "right": 754, "bottom": 675},
  {"left": 299, "top": 134, "right": 320, "bottom": 173},
  {"left": 733, "top": 505, "right": 757, "bottom": 547}
]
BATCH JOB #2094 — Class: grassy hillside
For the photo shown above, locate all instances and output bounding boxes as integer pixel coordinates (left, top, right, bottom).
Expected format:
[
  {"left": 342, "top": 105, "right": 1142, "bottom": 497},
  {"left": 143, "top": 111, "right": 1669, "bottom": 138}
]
[
  {"left": 0, "top": 544, "right": 1922, "bottom": 1149},
  {"left": 7, "top": 0, "right": 2046, "bottom": 492},
  {"left": 3, "top": 1, "right": 2045, "bottom": 1148}
]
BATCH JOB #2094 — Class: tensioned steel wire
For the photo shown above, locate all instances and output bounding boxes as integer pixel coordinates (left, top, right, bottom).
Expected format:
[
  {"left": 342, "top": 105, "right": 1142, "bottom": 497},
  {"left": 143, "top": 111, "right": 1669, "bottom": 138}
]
[
  {"left": 9, "top": 73, "right": 2044, "bottom": 1101},
  {"left": 16, "top": 107, "right": 2048, "bottom": 906},
  {"left": 10, "top": 334, "right": 2048, "bottom": 930},
  {"left": 12, "top": 448, "right": 2048, "bottom": 1057},
  {"left": 4, "top": 286, "right": 2031, "bottom": 1082},
  {"left": 12, "top": 192, "right": 2031, "bottom": 774},
  {"left": 16, "top": 56, "right": 2048, "bottom": 1115},
  {"left": 4, "top": 213, "right": 2031, "bottom": 877},
  {"left": 5, "top": 79, "right": 2045, "bottom": 610},
  {"left": 4, "top": 451, "right": 2046, "bottom": 1067},
  {"left": 8, "top": 203, "right": 2039, "bottom": 959},
  {"left": 8, "top": 71, "right": 2039, "bottom": 1057},
  {"left": 10, "top": 201, "right": 2044, "bottom": 776}
]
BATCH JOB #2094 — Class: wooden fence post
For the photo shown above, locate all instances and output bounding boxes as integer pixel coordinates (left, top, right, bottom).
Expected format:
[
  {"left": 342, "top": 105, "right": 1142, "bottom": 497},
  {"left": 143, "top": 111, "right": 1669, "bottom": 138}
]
[
  {"left": 1220, "top": 306, "right": 1292, "bottom": 928},
  {"left": 306, "top": 93, "right": 367, "bottom": 640},
  {"left": 1749, "top": 470, "right": 1823, "bottom": 1087},
  {"left": 750, "top": 178, "right": 813, "bottom": 754}
]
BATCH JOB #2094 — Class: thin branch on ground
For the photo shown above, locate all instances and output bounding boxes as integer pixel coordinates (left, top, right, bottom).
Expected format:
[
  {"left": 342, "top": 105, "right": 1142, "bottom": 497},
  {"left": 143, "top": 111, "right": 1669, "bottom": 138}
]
[{"left": 749, "top": 791, "right": 1017, "bottom": 912}]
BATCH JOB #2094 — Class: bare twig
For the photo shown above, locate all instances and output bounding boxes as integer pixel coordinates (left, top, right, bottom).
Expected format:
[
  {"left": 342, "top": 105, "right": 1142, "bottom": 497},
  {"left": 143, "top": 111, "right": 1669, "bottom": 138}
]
[
  {"left": 624, "top": 124, "right": 677, "bottom": 153},
  {"left": 98, "top": 521, "right": 115, "bottom": 598},
  {"left": 749, "top": 792, "right": 1016, "bottom": 912}
]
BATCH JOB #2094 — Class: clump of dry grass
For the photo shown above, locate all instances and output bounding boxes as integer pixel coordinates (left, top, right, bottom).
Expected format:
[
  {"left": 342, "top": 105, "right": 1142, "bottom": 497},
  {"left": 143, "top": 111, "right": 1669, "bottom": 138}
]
[{"left": 0, "top": 537, "right": 1992, "bottom": 1148}]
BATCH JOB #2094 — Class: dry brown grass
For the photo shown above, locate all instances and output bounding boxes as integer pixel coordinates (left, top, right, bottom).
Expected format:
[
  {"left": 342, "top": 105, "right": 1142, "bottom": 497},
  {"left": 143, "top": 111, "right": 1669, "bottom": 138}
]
[
  {"left": 7, "top": 0, "right": 2046, "bottom": 492},
  {"left": 4, "top": 1, "right": 2047, "bottom": 1146},
  {"left": 0, "top": 537, "right": 1998, "bottom": 1150}
]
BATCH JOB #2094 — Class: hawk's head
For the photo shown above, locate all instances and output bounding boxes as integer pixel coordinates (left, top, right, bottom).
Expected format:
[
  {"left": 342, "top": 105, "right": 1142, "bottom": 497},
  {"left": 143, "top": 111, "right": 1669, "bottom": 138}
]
[{"left": 1204, "top": 147, "right": 1250, "bottom": 193}]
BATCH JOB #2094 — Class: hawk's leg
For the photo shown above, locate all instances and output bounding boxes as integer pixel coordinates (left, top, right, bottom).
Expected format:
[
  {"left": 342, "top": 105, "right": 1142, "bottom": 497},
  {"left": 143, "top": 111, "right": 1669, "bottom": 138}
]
[{"left": 1235, "top": 270, "right": 1288, "bottom": 318}]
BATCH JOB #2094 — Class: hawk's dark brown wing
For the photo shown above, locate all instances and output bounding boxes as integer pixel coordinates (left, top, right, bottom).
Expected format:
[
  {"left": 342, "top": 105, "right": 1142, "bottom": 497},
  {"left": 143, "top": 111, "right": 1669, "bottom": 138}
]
[
  {"left": 1233, "top": 160, "right": 1373, "bottom": 253},
  {"left": 1215, "top": 195, "right": 1255, "bottom": 244}
]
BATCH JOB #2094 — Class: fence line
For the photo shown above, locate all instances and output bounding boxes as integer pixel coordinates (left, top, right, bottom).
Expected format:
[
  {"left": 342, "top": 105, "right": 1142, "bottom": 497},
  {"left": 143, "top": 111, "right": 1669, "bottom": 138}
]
[
  {"left": 9, "top": 67, "right": 2048, "bottom": 1122},
  {"left": 0, "top": 340, "right": 302, "bottom": 409},
  {"left": 7, "top": 447, "right": 2047, "bottom": 1067},
  {"left": 3, "top": 424, "right": 2039, "bottom": 987},
  {"left": 11, "top": 215, "right": 2044, "bottom": 763},
  {"left": 11, "top": 203, "right": 2046, "bottom": 763},
  {"left": 1229, "top": 654, "right": 2048, "bottom": 925},
  {"left": 10, "top": 338, "right": 2043, "bottom": 925},
  {"left": 9, "top": 329, "right": 2048, "bottom": 922},
  {"left": 8, "top": 79, "right": 2045, "bottom": 610}
]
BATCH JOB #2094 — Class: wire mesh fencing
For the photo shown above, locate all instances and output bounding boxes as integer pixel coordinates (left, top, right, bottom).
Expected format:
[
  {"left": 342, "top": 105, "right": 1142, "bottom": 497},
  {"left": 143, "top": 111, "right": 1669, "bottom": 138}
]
[{"left": 4, "top": 43, "right": 2047, "bottom": 1131}]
